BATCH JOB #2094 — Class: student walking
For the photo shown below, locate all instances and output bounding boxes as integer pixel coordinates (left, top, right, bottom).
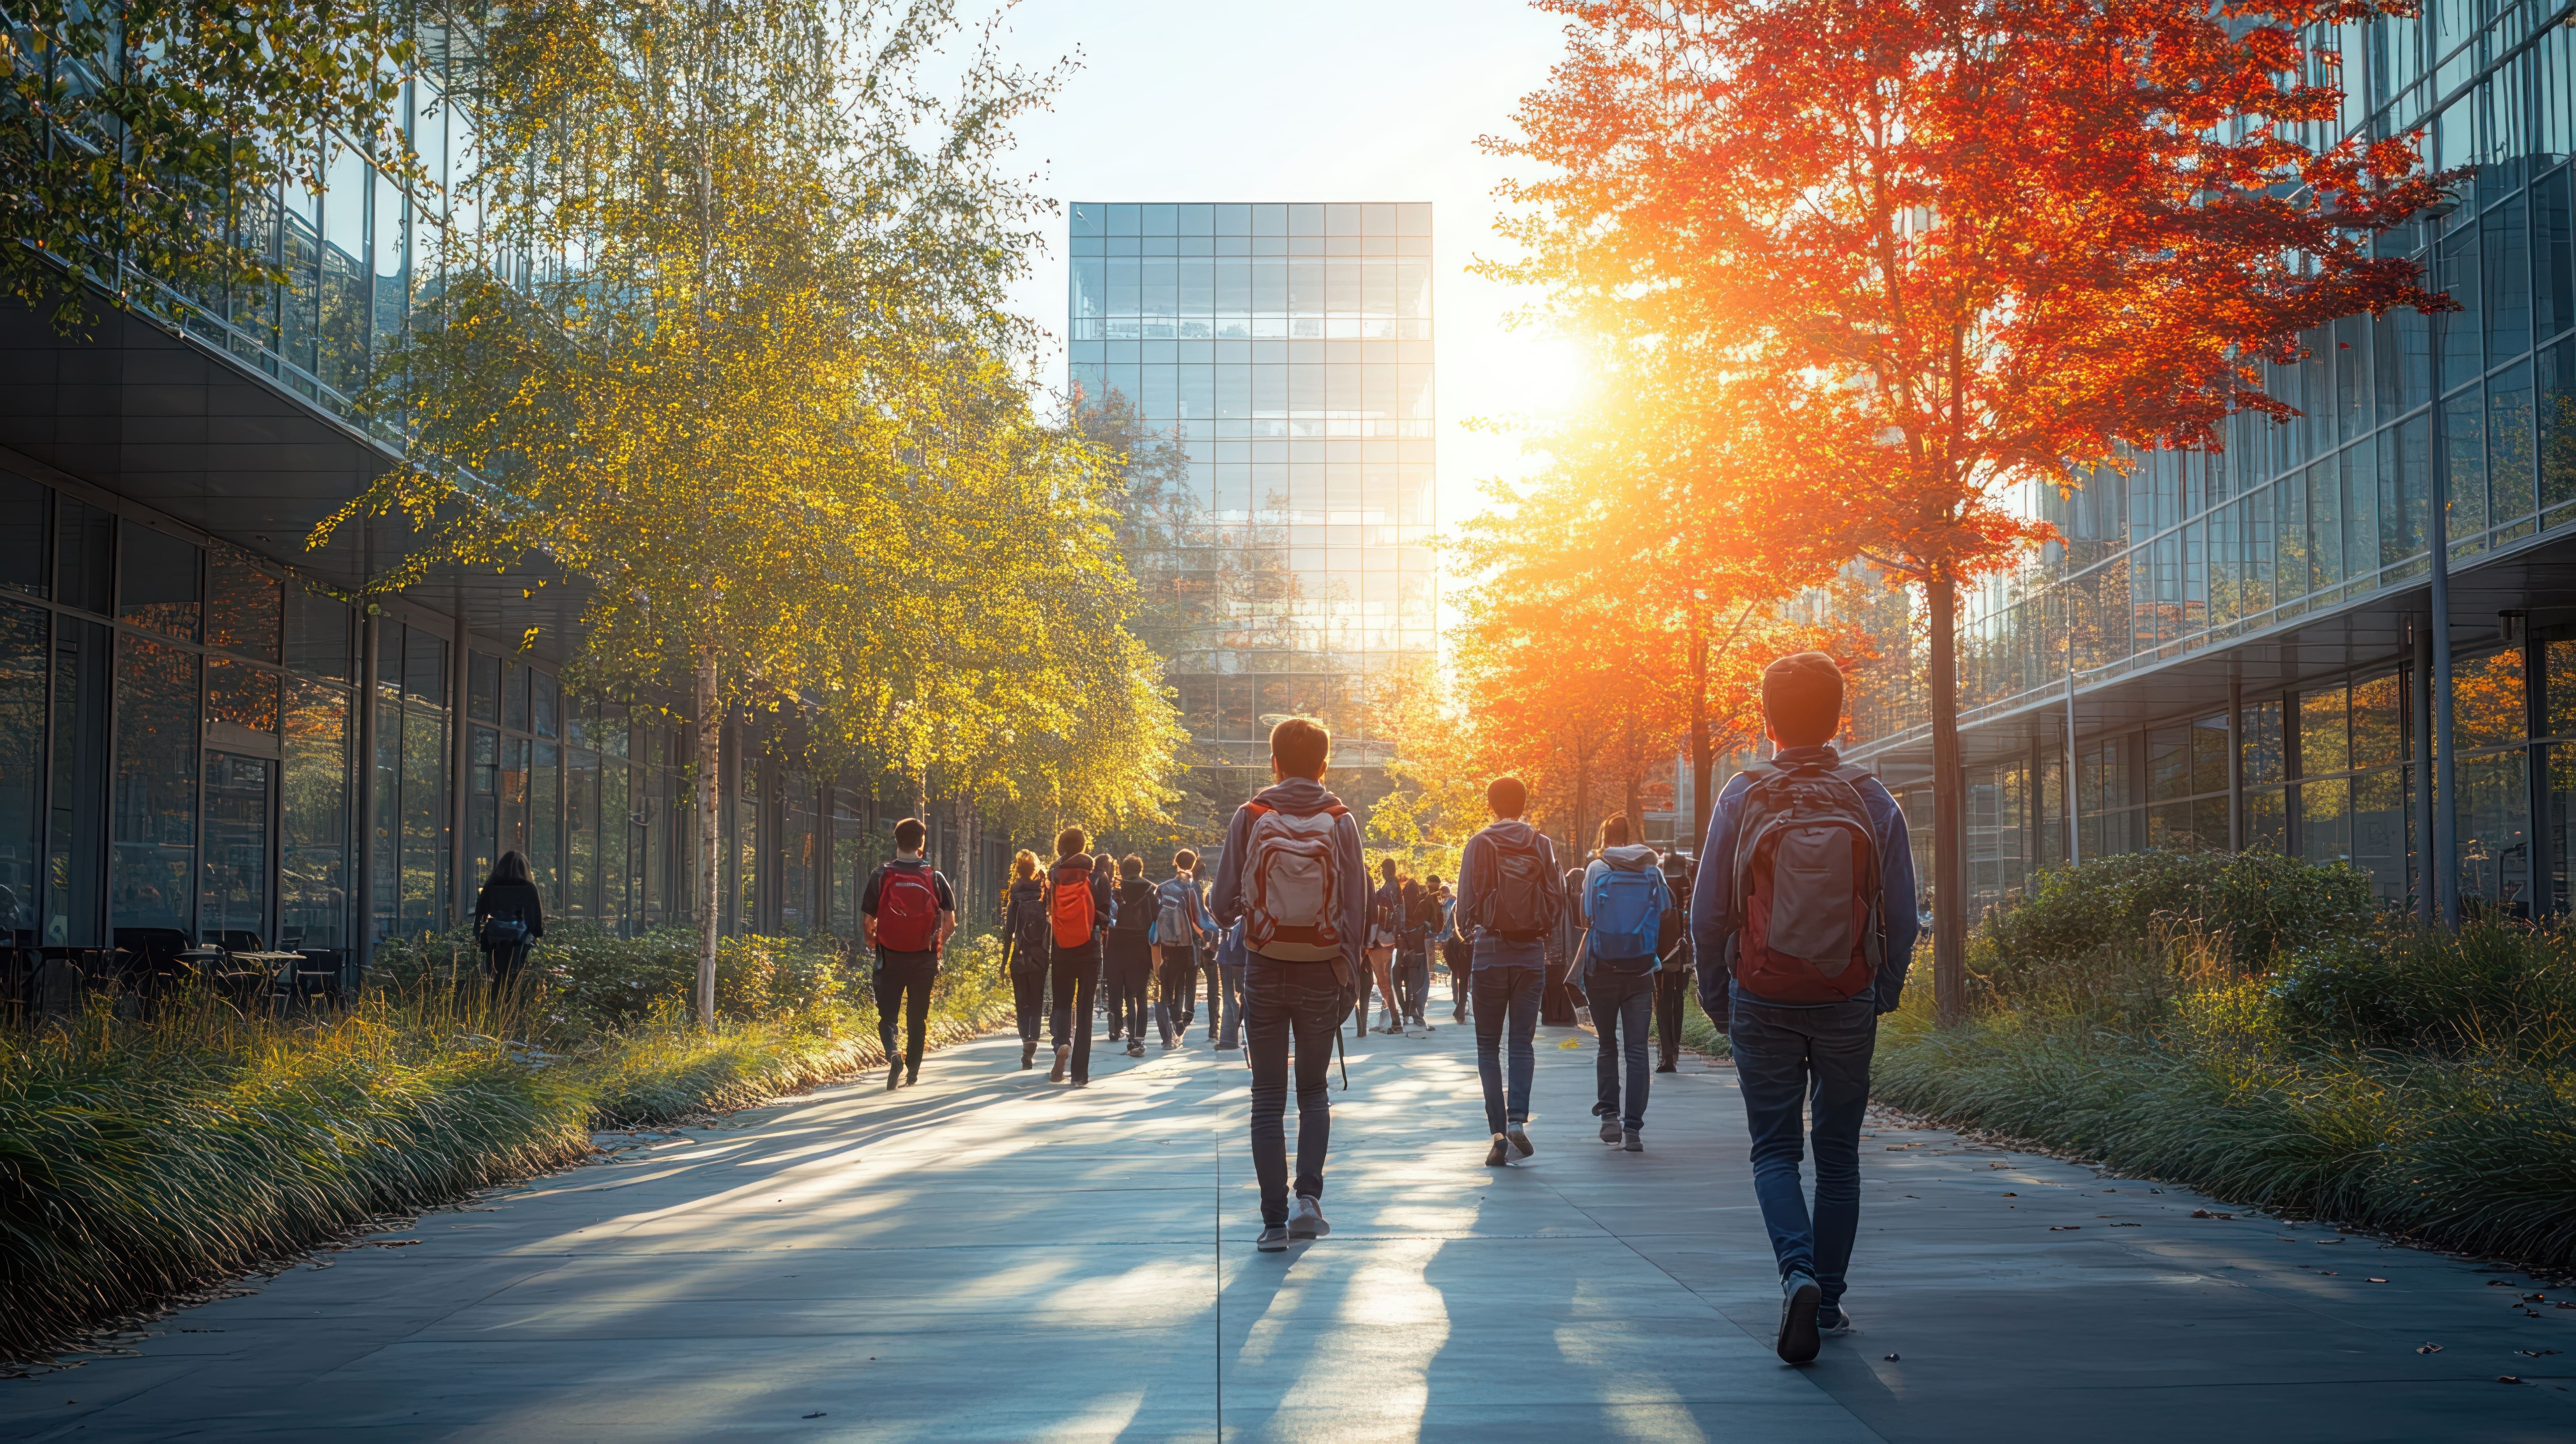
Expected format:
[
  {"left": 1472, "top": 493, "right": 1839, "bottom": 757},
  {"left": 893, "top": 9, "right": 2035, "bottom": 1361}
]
[
  {"left": 1398, "top": 876, "right": 1436, "bottom": 1030},
  {"left": 1580, "top": 814, "right": 1668, "bottom": 1152},
  {"left": 1452, "top": 776, "right": 1564, "bottom": 1167},
  {"left": 473, "top": 850, "right": 545, "bottom": 1003},
  {"left": 1046, "top": 829, "right": 1117, "bottom": 1087},
  {"left": 863, "top": 818, "right": 958, "bottom": 1090},
  {"left": 1361, "top": 859, "right": 1403, "bottom": 1035},
  {"left": 1693, "top": 652, "right": 1919, "bottom": 1365},
  {"left": 1156, "top": 850, "right": 1220, "bottom": 1048},
  {"left": 1543, "top": 864, "right": 1586, "bottom": 1026},
  {"left": 1211, "top": 717, "right": 1367, "bottom": 1253},
  {"left": 1433, "top": 877, "right": 1469, "bottom": 1023},
  {"left": 1652, "top": 853, "right": 1694, "bottom": 1072},
  {"left": 1001, "top": 850, "right": 1051, "bottom": 1069},
  {"left": 1108, "top": 856, "right": 1157, "bottom": 1056},
  {"left": 1214, "top": 915, "right": 1249, "bottom": 1049}
]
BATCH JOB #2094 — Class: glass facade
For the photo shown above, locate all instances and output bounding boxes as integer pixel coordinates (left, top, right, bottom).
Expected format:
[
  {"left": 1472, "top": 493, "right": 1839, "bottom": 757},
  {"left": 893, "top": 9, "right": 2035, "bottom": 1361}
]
[
  {"left": 1068, "top": 201, "right": 1438, "bottom": 810},
  {"left": 1843, "top": 7, "right": 2576, "bottom": 922}
]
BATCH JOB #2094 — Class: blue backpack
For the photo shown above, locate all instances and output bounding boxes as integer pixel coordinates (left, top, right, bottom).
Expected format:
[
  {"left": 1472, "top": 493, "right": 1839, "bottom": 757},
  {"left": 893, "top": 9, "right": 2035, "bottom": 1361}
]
[{"left": 1586, "top": 864, "right": 1669, "bottom": 965}]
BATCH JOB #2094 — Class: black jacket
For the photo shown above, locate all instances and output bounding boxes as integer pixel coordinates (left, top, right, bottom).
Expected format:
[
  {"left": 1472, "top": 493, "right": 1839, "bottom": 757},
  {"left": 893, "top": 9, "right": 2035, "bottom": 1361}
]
[
  {"left": 1004, "top": 877, "right": 1049, "bottom": 969},
  {"left": 474, "top": 879, "right": 546, "bottom": 949}
]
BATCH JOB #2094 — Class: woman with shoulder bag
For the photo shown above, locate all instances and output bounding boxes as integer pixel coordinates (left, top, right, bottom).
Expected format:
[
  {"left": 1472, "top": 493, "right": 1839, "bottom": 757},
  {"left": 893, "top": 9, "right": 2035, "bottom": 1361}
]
[{"left": 474, "top": 850, "right": 546, "bottom": 1004}]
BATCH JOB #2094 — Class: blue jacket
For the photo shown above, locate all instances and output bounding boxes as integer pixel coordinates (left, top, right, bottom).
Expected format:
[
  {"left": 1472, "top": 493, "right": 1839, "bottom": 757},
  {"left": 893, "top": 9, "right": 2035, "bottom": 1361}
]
[
  {"left": 1209, "top": 776, "right": 1368, "bottom": 977},
  {"left": 1450, "top": 817, "right": 1563, "bottom": 971},
  {"left": 1690, "top": 745, "right": 1920, "bottom": 1014}
]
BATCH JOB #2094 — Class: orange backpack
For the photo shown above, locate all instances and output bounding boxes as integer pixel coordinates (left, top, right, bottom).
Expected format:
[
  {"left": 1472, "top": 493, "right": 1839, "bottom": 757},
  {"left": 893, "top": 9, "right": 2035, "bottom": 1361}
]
[{"left": 1050, "top": 864, "right": 1098, "bottom": 947}]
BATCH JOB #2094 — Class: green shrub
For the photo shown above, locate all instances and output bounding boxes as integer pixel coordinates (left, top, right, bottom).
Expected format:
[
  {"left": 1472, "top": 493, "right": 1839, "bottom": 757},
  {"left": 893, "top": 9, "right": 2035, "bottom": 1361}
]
[
  {"left": 2263, "top": 919, "right": 2576, "bottom": 1058},
  {"left": 1973, "top": 850, "right": 2377, "bottom": 983},
  {"left": 367, "top": 924, "right": 855, "bottom": 1033}
]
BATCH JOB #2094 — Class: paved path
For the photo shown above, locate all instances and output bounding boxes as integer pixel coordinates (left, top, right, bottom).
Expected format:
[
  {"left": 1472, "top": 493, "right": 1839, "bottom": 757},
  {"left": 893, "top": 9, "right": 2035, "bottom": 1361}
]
[{"left": 6, "top": 1016, "right": 2574, "bottom": 1442}]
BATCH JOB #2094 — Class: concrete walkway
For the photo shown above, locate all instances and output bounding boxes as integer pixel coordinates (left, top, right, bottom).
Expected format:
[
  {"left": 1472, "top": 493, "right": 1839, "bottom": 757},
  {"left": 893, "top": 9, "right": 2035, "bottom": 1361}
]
[{"left": 5, "top": 1015, "right": 2573, "bottom": 1442}]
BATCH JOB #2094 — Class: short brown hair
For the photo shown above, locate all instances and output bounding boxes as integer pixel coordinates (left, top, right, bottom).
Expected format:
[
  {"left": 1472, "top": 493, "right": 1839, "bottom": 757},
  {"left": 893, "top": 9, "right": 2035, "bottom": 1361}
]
[
  {"left": 1598, "top": 812, "right": 1630, "bottom": 849},
  {"left": 1487, "top": 775, "right": 1528, "bottom": 818},
  {"left": 894, "top": 817, "right": 926, "bottom": 852},
  {"left": 1173, "top": 848, "right": 1198, "bottom": 872},
  {"left": 1270, "top": 716, "right": 1330, "bottom": 779},
  {"left": 1762, "top": 651, "right": 1845, "bottom": 747},
  {"left": 1120, "top": 853, "right": 1144, "bottom": 879},
  {"left": 1012, "top": 849, "right": 1039, "bottom": 880},
  {"left": 1056, "top": 825, "right": 1088, "bottom": 858}
]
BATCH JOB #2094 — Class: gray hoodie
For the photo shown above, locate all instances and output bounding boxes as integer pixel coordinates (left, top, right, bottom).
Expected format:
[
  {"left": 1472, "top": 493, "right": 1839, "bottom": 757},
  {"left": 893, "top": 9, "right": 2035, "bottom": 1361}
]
[
  {"left": 1208, "top": 775, "right": 1369, "bottom": 979},
  {"left": 1451, "top": 817, "right": 1564, "bottom": 972}
]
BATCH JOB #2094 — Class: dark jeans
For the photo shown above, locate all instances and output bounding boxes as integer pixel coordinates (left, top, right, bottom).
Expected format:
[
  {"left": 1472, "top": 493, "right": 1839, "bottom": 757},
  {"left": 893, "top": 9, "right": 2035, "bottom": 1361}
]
[
  {"left": 1049, "top": 941, "right": 1103, "bottom": 1083},
  {"left": 1471, "top": 965, "right": 1544, "bottom": 1135},
  {"left": 1587, "top": 964, "right": 1655, "bottom": 1131},
  {"left": 1542, "top": 957, "right": 1581, "bottom": 1025},
  {"left": 1155, "top": 945, "right": 1197, "bottom": 1044},
  {"left": 1653, "top": 968, "right": 1691, "bottom": 1068},
  {"left": 1010, "top": 965, "right": 1048, "bottom": 1043},
  {"left": 1730, "top": 995, "right": 1878, "bottom": 1308},
  {"left": 874, "top": 950, "right": 937, "bottom": 1075},
  {"left": 1203, "top": 956, "right": 1238, "bottom": 1043},
  {"left": 1245, "top": 957, "right": 1341, "bottom": 1225},
  {"left": 1443, "top": 941, "right": 1470, "bottom": 1017},
  {"left": 1397, "top": 947, "right": 1430, "bottom": 1021},
  {"left": 1216, "top": 963, "right": 1246, "bottom": 1047},
  {"left": 483, "top": 945, "right": 530, "bottom": 1002}
]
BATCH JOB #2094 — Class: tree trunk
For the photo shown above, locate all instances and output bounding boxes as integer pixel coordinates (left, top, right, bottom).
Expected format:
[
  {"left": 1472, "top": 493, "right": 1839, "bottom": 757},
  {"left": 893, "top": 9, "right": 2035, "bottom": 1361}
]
[
  {"left": 695, "top": 646, "right": 722, "bottom": 1029},
  {"left": 1928, "top": 574, "right": 1967, "bottom": 1027},
  {"left": 1572, "top": 761, "right": 1591, "bottom": 861},
  {"left": 1690, "top": 619, "right": 1714, "bottom": 852},
  {"left": 951, "top": 791, "right": 973, "bottom": 927}
]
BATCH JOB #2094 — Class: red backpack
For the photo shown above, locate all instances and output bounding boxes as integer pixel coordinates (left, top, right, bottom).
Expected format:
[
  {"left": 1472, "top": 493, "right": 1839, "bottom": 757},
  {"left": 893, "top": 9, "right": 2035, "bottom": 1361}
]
[
  {"left": 1050, "top": 861, "right": 1098, "bottom": 947},
  {"left": 875, "top": 864, "right": 942, "bottom": 952},
  {"left": 1729, "top": 759, "right": 1883, "bottom": 1003}
]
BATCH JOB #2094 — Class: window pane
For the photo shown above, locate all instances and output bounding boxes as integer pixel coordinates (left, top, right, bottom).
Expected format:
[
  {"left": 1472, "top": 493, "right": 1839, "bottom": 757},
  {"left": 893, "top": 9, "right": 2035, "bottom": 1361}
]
[
  {"left": 285, "top": 588, "right": 350, "bottom": 680},
  {"left": 206, "top": 548, "right": 282, "bottom": 661},
  {"left": 2147, "top": 726, "right": 2191, "bottom": 800},
  {"left": 2351, "top": 672, "right": 2404, "bottom": 769},
  {"left": 281, "top": 677, "right": 348, "bottom": 950},
  {"left": 118, "top": 528, "right": 201, "bottom": 641},
  {"left": 0, "top": 474, "right": 47, "bottom": 599},
  {"left": 2242, "top": 699, "right": 2286, "bottom": 785},
  {"left": 2453, "top": 648, "right": 2527, "bottom": 749},
  {"left": 468, "top": 651, "right": 500, "bottom": 723},
  {"left": 2300, "top": 685, "right": 2350, "bottom": 775},
  {"left": 0, "top": 602, "right": 44, "bottom": 940},
  {"left": 2300, "top": 776, "right": 2352, "bottom": 865},
  {"left": 2191, "top": 713, "right": 2228, "bottom": 795},
  {"left": 199, "top": 753, "right": 272, "bottom": 946},
  {"left": 2455, "top": 750, "right": 2534, "bottom": 918},
  {"left": 54, "top": 499, "right": 111, "bottom": 615},
  {"left": 112, "top": 636, "right": 199, "bottom": 933},
  {"left": 2246, "top": 786, "right": 2288, "bottom": 852}
]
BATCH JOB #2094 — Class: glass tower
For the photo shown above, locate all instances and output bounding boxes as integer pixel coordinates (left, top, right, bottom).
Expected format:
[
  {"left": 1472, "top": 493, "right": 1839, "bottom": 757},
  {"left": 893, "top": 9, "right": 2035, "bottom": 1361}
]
[{"left": 1068, "top": 202, "right": 1438, "bottom": 819}]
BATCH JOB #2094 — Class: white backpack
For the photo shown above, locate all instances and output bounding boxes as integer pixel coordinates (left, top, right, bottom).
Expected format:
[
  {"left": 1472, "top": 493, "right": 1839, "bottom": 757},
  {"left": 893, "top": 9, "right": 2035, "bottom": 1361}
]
[{"left": 1242, "top": 799, "right": 1351, "bottom": 969}]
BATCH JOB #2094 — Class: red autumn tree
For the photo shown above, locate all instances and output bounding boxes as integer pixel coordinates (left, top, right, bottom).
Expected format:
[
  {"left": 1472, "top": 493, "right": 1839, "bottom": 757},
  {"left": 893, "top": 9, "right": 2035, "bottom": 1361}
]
[{"left": 1488, "top": 0, "right": 2450, "bottom": 1020}]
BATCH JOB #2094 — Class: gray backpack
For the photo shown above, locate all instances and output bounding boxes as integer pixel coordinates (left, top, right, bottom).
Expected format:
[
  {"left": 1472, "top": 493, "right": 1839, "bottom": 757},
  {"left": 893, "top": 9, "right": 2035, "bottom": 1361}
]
[{"left": 1727, "top": 758, "right": 1883, "bottom": 1004}]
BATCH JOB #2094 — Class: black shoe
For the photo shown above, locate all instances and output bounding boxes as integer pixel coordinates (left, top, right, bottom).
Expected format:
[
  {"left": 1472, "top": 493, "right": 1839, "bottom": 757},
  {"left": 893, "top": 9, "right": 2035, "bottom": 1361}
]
[
  {"left": 1655, "top": 1062, "right": 1678, "bottom": 1073},
  {"left": 885, "top": 1063, "right": 902, "bottom": 1091},
  {"left": 1484, "top": 1134, "right": 1510, "bottom": 1167},
  {"left": 1778, "top": 1272, "right": 1822, "bottom": 1363},
  {"left": 1622, "top": 1129, "right": 1642, "bottom": 1153},
  {"left": 1020, "top": 1042, "right": 1037, "bottom": 1070},
  {"left": 1257, "top": 1224, "right": 1290, "bottom": 1252},
  {"left": 1127, "top": 1040, "right": 1145, "bottom": 1057},
  {"left": 1600, "top": 1119, "right": 1622, "bottom": 1144}
]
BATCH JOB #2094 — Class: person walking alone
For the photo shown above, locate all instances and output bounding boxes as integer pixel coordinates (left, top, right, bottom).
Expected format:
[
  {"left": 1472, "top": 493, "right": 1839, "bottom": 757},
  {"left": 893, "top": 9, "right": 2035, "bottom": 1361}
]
[
  {"left": 1001, "top": 850, "right": 1051, "bottom": 1069},
  {"left": 1108, "top": 855, "right": 1157, "bottom": 1057},
  {"left": 1580, "top": 814, "right": 1668, "bottom": 1152},
  {"left": 473, "top": 850, "right": 545, "bottom": 1004},
  {"left": 1211, "top": 717, "right": 1367, "bottom": 1252},
  {"left": 1046, "top": 828, "right": 1116, "bottom": 1087},
  {"left": 1694, "top": 652, "right": 1918, "bottom": 1364},
  {"left": 1452, "top": 776, "right": 1564, "bottom": 1167},
  {"left": 863, "top": 818, "right": 957, "bottom": 1090}
]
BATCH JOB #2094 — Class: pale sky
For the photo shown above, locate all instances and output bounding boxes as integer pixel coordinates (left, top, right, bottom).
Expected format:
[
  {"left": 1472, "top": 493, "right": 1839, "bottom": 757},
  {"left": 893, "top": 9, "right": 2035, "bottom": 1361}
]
[{"left": 989, "top": 0, "right": 1585, "bottom": 549}]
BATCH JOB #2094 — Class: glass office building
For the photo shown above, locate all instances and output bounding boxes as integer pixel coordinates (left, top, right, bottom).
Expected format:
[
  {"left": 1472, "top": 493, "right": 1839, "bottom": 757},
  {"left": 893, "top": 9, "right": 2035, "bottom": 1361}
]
[
  {"left": 1067, "top": 202, "right": 1438, "bottom": 818},
  {"left": 1840, "top": 6, "right": 2576, "bottom": 923}
]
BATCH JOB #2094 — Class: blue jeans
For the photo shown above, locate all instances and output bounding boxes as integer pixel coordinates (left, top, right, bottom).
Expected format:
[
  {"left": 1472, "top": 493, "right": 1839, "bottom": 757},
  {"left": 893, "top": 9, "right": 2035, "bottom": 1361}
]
[
  {"left": 1244, "top": 959, "right": 1341, "bottom": 1225},
  {"left": 1212, "top": 961, "right": 1244, "bottom": 1047},
  {"left": 1587, "top": 963, "right": 1654, "bottom": 1131},
  {"left": 1471, "top": 965, "right": 1544, "bottom": 1135},
  {"left": 1729, "top": 995, "right": 1878, "bottom": 1308}
]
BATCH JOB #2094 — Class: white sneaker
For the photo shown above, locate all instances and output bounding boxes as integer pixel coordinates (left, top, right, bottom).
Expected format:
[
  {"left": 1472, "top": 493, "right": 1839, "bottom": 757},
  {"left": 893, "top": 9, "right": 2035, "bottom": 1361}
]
[{"left": 1288, "top": 1194, "right": 1330, "bottom": 1239}]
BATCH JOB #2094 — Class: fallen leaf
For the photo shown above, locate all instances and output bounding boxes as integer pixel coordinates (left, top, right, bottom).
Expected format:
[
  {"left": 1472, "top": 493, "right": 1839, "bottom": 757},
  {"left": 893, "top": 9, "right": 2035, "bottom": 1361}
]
[
  {"left": 2418, "top": 1344, "right": 2444, "bottom": 1354},
  {"left": 2111, "top": 1222, "right": 2142, "bottom": 1227},
  {"left": 2320, "top": 1271, "right": 2338, "bottom": 1276},
  {"left": 2525, "top": 1294, "right": 2548, "bottom": 1303},
  {"left": 2317, "top": 1238, "right": 2345, "bottom": 1245},
  {"left": 2488, "top": 1280, "right": 2513, "bottom": 1287},
  {"left": 1884, "top": 1353, "right": 1900, "bottom": 1361},
  {"left": 2369, "top": 1278, "right": 2388, "bottom": 1283},
  {"left": 805, "top": 1411, "right": 828, "bottom": 1419},
  {"left": 2515, "top": 1349, "right": 2561, "bottom": 1358},
  {"left": 2499, "top": 1376, "right": 2522, "bottom": 1385},
  {"left": 2049, "top": 1225, "right": 2082, "bottom": 1231},
  {"left": 2002, "top": 1192, "right": 2017, "bottom": 1198}
]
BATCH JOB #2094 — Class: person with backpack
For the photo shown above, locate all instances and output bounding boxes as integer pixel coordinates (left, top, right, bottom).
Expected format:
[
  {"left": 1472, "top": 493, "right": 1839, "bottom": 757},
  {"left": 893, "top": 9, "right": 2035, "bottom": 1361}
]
[
  {"left": 1046, "top": 828, "right": 1117, "bottom": 1086},
  {"left": 1109, "top": 855, "right": 1158, "bottom": 1057},
  {"left": 1451, "top": 775, "right": 1564, "bottom": 1167},
  {"left": 1155, "top": 849, "right": 1219, "bottom": 1048},
  {"left": 1001, "top": 849, "right": 1051, "bottom": 1069},
  {"left": 1432, "top": 876, "right": 1469, "bottom": 1023},
  {"left": 1693, "top": 652, "right": 1918, "bottom": 1365},
  {"left": 473, "top": 850, "right": 545, "bottom": 1002},
  {"left": 1092, "top": 849, "right": 1119, "bottom": 1030},
  {"left": 1653, "top": 852, "right": 1695, "bottom": 1072},
  {"left": 1581, "top": 814, "right": 1668, "bottom": 1152},
  {"left": 1209, "top": 717, "right": 1367, "bottom": 1253},
  {"left": 863, "top": 818, "right": 958, "bottom": 1091},
  {"left": 1397, "top": 876, "right": 1435, "bottom": 1031},
  {"left": 1360, "top": 857, "right": 1404, "bottom": 1036}
]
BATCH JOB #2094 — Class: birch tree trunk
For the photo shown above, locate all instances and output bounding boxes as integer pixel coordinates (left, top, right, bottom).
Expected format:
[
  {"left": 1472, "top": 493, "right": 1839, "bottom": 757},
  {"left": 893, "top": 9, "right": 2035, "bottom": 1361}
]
[{"left": 1928, "top": 574, "right": 1966, "bottom": 1027}]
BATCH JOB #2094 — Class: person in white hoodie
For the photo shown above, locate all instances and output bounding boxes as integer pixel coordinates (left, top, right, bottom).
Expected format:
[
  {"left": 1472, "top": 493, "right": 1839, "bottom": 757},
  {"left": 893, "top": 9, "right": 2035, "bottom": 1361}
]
[{"left": 1579, "top": 813, "right": 1670, "bottom": 1152}]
